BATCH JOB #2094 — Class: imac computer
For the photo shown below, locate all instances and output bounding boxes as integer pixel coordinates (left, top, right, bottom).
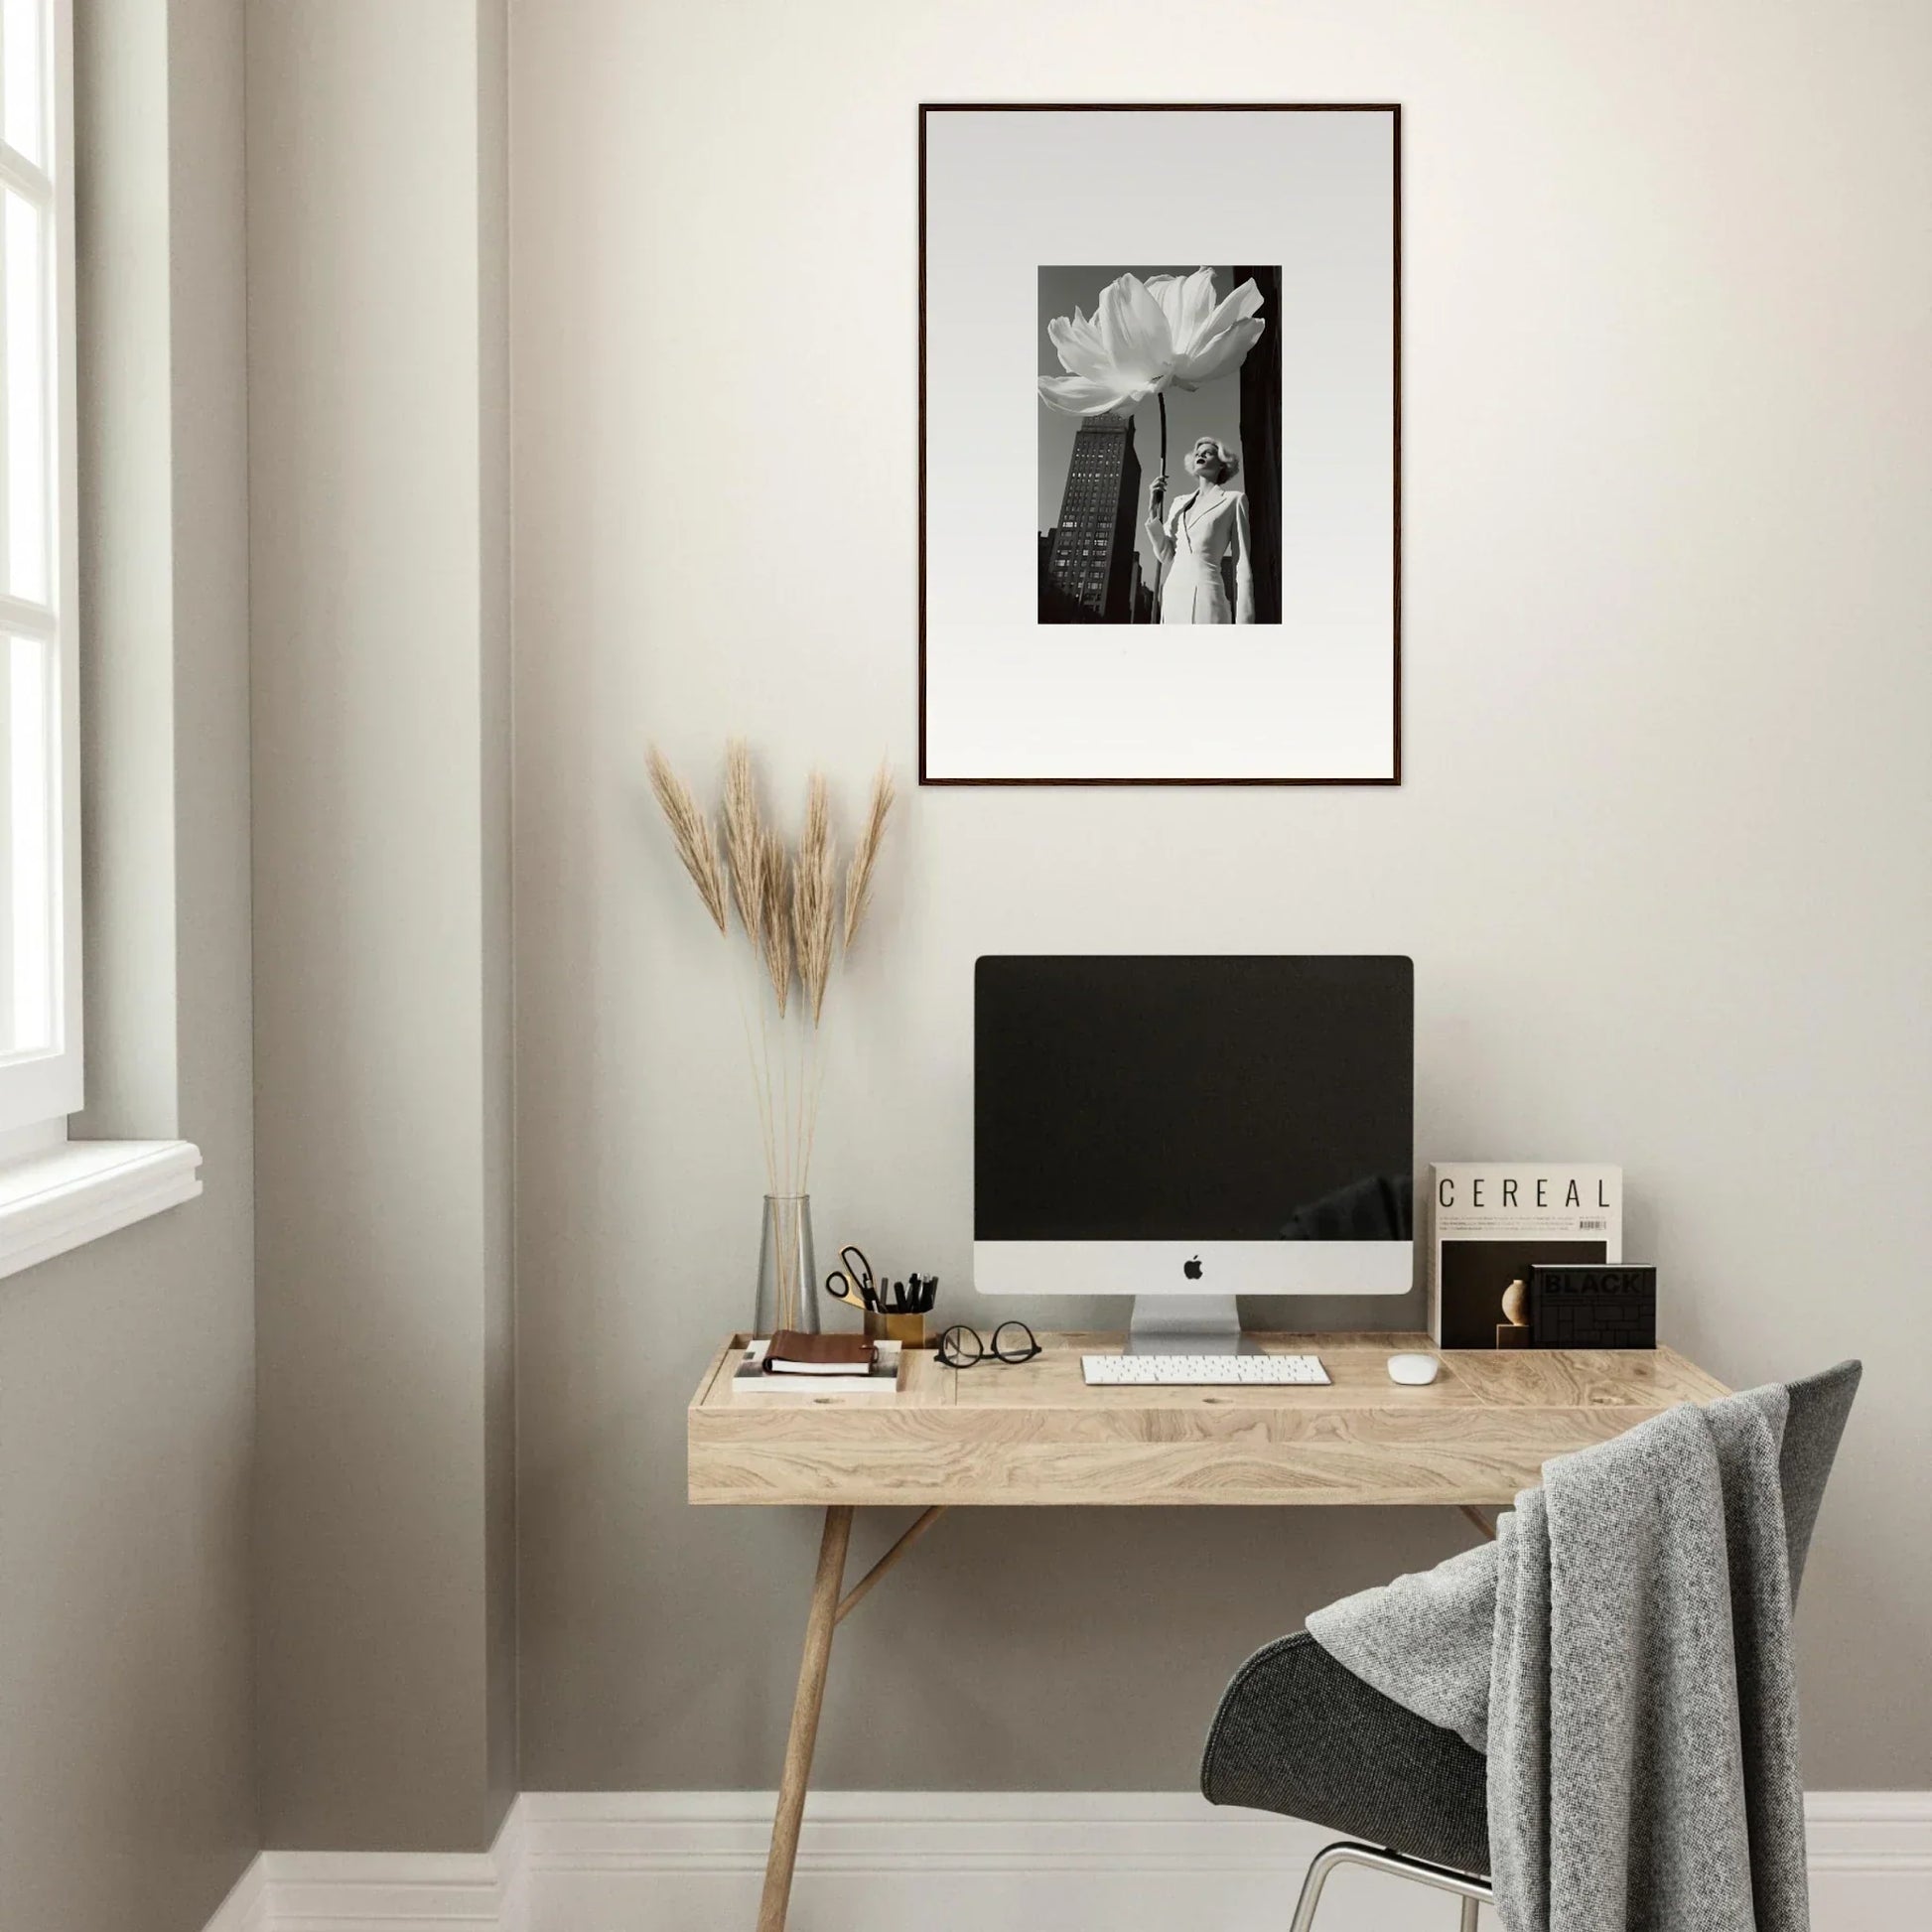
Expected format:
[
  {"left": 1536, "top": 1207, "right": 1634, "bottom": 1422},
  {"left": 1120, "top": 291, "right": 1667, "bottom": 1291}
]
[{"left": 974, "top": 955, "right": 1414, "bottom": 1354}]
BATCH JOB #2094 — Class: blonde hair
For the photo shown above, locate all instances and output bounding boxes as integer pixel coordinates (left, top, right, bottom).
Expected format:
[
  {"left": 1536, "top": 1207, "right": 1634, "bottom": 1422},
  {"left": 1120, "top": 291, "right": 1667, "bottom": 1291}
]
[{"left": 1189, "top": 437, "right": 1240, "bottom": 483}]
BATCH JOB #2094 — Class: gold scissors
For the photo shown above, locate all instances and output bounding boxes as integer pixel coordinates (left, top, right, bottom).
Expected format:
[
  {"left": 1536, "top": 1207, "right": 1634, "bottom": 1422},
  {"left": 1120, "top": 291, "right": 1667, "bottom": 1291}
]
[{"left": 824, "top": 1244, "right": 879, "bottom": 1312}]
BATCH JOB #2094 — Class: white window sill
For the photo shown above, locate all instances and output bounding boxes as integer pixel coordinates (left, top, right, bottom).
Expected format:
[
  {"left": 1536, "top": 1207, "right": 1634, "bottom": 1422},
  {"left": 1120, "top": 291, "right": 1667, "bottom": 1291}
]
[{"left": 0, "top": 1139, "right": 203, "bottom": 1282}]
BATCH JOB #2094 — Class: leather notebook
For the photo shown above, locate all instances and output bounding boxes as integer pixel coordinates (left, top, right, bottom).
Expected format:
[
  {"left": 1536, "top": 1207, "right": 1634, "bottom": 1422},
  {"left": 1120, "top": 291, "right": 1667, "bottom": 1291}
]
[{"left": 764, "top": 1330, "right": 877, "bottom": 1375}]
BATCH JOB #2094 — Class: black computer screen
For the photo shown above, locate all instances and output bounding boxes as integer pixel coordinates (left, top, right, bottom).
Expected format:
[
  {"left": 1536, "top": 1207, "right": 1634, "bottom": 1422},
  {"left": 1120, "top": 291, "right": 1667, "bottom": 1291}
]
[{"left": 974, "top": 956, "right": 1414, "bottom": 1241}]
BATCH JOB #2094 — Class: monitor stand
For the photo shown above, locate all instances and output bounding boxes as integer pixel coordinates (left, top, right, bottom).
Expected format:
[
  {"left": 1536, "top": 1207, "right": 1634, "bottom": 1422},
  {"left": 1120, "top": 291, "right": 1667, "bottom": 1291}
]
[{"left": 1125, "top": 1294, "right": 1258, "bottom": 1356}]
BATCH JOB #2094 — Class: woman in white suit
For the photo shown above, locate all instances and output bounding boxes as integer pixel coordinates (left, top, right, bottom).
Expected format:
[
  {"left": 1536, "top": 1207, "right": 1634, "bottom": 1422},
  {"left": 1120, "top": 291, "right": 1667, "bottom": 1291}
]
[{"left": 1146, "top": 435, "right": 1254, "bottom": 625}]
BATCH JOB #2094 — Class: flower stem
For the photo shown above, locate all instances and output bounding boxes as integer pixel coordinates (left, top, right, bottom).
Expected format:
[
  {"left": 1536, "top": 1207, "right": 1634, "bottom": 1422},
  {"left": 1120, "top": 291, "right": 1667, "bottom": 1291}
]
[{"left": 1151, "top": 390, "right": 1169, "bottom": 616}]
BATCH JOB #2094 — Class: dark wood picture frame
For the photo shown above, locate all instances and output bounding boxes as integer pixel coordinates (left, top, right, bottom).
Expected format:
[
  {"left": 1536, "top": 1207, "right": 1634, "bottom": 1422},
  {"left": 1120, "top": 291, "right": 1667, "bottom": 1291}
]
[{"left": 917, "top": 102, "right": 1402, "bottom": 787}]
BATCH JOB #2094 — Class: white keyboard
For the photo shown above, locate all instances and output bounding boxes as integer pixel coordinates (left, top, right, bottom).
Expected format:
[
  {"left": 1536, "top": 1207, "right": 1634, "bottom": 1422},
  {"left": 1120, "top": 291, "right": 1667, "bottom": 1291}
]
[{"left": 1081, "top": 1352, "right": 1330, "bottom": 1387}]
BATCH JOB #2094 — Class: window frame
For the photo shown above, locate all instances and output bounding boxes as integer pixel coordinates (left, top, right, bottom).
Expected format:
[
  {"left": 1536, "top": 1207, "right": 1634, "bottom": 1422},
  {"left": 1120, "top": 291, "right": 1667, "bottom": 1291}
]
[
  {"left": 0, "top": 0, "right": 201, "bottom": 1282},
  {"left": 0, "top": 0, "right": 79, "bottom": 1138}
]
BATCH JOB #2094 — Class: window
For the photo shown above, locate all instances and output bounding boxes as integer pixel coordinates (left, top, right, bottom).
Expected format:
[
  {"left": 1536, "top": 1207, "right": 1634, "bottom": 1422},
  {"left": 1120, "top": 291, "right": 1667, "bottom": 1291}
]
[
  {"left": 0, "top": 0, "right": 74, "bottom": 1141},
  {"left": 0, "top": 0, "right": 197, "bottom": 1279}
]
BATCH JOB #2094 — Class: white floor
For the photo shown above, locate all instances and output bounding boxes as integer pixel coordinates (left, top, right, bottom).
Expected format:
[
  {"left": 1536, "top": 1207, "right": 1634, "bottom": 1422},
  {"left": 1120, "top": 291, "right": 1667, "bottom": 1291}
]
[{"left": 206, "top": 1789, "right": 1932, "bottom": 1932}]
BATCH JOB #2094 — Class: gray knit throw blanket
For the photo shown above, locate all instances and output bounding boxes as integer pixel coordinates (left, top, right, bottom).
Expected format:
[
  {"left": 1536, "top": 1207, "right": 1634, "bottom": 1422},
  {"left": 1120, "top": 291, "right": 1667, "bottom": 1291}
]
[{"left": 1308, "top": 1387, "right": 1809, "bottom": 1932}]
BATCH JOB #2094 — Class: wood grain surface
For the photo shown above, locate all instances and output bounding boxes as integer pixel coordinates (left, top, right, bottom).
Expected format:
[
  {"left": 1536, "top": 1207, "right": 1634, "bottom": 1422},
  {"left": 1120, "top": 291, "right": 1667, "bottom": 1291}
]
[{"left": 688, "top": 1332, "right": 1730, "bottom": 1508}]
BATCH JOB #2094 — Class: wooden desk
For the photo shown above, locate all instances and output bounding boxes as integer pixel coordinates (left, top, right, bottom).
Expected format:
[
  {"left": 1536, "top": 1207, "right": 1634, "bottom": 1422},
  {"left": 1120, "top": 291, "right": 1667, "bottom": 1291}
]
[{"left": 688, "top": 1331, "right": 1727, "bottom": 1930}]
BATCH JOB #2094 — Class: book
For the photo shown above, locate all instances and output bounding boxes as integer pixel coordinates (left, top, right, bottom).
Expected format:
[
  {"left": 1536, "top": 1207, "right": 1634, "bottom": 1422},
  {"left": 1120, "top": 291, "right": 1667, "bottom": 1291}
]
[
  {"left": 1430, "top": 1164, "right": 1622, "bottom": 1349},
  {"left": 1529, "top": 1263, "right": 1657, "bottom": 1349},
  {"left": 731, "top": 1337, "right": 904, "bottom": 1398},
  {"left": 765, "top": 1330, "right": 877, "bottom": 1375}
]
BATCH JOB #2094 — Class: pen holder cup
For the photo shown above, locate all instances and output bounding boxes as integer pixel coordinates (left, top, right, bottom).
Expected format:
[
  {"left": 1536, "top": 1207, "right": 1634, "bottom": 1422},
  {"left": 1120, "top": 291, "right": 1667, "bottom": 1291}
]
[{"left": 867, "top": 1310, "right": 927, "bottom": 1349}]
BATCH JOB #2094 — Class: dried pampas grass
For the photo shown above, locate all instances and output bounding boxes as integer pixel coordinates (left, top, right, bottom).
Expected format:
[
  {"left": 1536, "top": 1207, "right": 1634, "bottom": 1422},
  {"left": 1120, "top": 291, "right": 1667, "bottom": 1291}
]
[
  {"left": 646, "top": 748, "right": 727, "bottom": 935},
  {"left": 792, "top": 774, "right": 837, "bottom": 1024},
  {"left": 758, "top": 825, "right": 793, "bottom": 1018},
  {"left": 722, "top": 739, "right": 764, "bottom": 941},
  {"left": 644, "top": 741, "right": 897, "bottom": 1195},
  {"left": 843, "top": 762, "right": 895, "bottom": 951}
]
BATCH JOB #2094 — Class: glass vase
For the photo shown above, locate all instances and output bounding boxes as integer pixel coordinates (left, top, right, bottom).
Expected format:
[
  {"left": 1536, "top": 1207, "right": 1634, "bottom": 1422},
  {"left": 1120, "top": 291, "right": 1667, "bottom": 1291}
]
[{"left": 755, "top": 1193, "right": 818, "bottom": 1338}]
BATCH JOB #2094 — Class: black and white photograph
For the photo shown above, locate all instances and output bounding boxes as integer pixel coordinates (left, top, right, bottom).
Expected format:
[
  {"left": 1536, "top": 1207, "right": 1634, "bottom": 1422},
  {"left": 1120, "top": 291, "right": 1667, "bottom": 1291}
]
[
  {"left": 1037, "top": 265, "right": 1283, "bottom": 626},
  {"left": 921, "top": 105, "right": 1401, "bottom": 783}
]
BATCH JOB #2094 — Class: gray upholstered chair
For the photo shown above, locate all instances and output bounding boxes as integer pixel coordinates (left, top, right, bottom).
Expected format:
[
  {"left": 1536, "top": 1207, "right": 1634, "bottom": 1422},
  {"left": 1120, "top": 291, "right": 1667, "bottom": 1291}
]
[{"left": 1200, "top": 1361, "right": 1861, "bottom": 1929}]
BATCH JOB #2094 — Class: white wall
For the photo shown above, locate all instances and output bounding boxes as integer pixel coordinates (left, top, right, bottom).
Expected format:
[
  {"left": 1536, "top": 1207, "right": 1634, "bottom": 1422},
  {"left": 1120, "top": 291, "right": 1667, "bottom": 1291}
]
[
  {"left": 511, "top": 0, "right": 1932, "bottom": 1792},
  {"left": 15, "top": 4, "right": 259, "bottom": 1929},
  {"left": 249, "top": 0, "right": 516, "bottom": 1854}
]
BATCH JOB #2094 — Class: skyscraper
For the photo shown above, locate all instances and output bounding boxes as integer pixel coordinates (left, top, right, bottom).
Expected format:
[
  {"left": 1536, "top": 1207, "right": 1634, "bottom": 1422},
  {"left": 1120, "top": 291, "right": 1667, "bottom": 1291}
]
[{"left": 1042, "top": 412, "right": 1142, "bottom": 622}]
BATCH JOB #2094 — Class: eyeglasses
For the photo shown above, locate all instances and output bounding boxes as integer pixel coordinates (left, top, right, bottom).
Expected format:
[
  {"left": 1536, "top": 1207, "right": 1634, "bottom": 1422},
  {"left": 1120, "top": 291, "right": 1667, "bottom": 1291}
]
[{"left": 936, "top": 1321, "right": 1040, "bottom": 1369}]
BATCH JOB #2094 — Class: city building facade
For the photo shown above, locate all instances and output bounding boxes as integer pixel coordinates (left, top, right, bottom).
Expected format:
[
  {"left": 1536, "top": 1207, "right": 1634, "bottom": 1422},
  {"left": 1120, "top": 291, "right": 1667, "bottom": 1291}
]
[{"left": 1042, "top": 411, "right": 1142, "bottom": 622}]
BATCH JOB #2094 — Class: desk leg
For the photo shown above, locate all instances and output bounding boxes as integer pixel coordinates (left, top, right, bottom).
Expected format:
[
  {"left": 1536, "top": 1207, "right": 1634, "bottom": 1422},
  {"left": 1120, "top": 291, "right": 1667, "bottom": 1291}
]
[{"left": 758, "top": 1504, "right": 853, "bottom": 1932}]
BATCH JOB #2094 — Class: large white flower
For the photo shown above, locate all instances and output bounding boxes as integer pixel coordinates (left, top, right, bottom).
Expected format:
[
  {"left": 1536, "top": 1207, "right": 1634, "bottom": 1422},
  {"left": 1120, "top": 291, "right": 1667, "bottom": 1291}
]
[{"left": 1037, "top": 268, "right": 1266, "bottom": 417}]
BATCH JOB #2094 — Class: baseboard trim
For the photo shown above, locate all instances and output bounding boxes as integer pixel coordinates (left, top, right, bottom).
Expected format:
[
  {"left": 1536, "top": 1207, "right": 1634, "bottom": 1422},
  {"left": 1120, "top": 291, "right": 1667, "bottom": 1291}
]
[
  {"left": 203, "top": 1789, "right": 1932, "bottom": 1931},
  {"left": 201, "top": 1855, "right": 268, "bottom": 1932},
  {"left": 203, "top": 1807, "right": 524, "bottom": 1932},
  {"left": 1805, "top": 1789, "right": 1932, "bottom": 1848}
]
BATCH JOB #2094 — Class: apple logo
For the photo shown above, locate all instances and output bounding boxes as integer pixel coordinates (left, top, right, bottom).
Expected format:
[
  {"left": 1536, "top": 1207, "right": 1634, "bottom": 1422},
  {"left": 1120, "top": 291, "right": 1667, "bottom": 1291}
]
[{"left": 1182, "top": 1255, "right": 1203, "bottom": 1280}]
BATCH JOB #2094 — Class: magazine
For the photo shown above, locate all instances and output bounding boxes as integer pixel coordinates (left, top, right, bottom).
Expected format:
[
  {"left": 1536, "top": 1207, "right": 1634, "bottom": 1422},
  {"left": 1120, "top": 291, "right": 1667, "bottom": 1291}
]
[{"left": 1429, "top": 1164, "right": 1621, "bottom": 1349}]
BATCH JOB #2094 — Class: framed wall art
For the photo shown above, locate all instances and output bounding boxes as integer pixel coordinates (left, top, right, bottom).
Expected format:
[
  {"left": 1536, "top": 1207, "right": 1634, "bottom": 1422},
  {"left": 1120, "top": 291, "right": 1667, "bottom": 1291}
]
[{"left": 918, "top": 104, "right": 1401, "bottom": 785}]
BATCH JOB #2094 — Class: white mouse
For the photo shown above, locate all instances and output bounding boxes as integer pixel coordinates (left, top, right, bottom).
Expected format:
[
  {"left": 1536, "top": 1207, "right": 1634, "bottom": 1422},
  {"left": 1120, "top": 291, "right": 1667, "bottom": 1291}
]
[{"left": 1387, "top": 1352, "right": 1442, "bottom": 1386}]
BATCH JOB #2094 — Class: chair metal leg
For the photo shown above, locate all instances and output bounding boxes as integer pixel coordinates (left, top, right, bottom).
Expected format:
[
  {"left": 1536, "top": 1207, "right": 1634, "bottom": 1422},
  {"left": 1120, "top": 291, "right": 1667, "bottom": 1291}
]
[
  {"left": 1287, "top": 1842, "right": 1351, "bottom": 1932},
  {"left": 1288, "top": 1841, "right": 1493, "bottom": 1932}
]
